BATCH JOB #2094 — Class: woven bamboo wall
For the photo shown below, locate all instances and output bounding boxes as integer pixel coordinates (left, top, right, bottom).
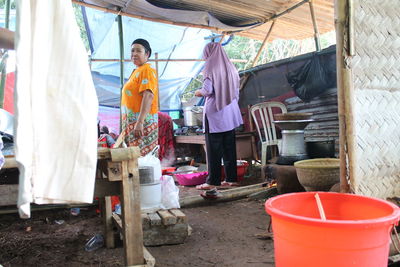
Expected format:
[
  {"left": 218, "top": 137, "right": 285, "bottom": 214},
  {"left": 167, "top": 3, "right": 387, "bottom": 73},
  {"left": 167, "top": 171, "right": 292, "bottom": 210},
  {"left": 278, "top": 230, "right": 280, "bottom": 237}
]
[{"left": 348, "top": 0, "right": 400, "bottom": 198}]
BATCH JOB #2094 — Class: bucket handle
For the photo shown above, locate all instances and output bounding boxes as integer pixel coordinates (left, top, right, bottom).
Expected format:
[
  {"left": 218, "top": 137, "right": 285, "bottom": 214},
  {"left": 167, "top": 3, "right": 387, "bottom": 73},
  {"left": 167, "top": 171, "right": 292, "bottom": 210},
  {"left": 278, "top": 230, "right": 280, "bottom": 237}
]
[{"left": 391, "top": 226, "right": 400, "bottom": 254}]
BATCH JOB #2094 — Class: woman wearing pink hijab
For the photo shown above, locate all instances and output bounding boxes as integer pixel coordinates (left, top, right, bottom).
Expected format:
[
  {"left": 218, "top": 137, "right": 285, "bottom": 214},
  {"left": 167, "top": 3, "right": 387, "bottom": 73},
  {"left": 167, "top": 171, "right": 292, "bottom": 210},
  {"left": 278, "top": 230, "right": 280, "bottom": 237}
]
[{"left": 195, "top": 42, "right": 243, "bottom": 197}]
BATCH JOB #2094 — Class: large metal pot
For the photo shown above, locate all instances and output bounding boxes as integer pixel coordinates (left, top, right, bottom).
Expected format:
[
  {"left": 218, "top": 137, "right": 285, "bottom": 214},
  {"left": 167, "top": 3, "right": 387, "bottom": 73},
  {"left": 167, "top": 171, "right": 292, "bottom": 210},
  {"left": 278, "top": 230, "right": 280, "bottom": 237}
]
[
  {"left": 183, "top": 106, "right": 203, "bottom": 126},
  {"left": 306, "top": 140, "right": 335, "bottom": 158}
]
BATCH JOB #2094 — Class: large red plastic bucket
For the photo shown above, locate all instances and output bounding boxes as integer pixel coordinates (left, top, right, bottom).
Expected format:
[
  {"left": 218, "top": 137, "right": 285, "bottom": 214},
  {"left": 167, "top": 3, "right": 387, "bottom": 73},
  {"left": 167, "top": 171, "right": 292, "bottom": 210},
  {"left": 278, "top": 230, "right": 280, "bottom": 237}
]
[{"left": 265, "top": 192, "right": 400, "bottom": 267}]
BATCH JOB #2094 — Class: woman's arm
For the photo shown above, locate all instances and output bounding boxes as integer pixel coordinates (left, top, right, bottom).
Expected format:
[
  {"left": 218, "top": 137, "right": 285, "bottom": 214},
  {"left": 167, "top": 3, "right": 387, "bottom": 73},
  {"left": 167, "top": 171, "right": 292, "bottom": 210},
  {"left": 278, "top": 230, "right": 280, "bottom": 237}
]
[
  {"left": 195, "top": 78, "right": 213, "bottom": 97},
  {"left": 134, "top": 89, "right": 154, "bottom": 137},
  {"left": 0, "top": 27, "right": 14, "bottom": 50}
]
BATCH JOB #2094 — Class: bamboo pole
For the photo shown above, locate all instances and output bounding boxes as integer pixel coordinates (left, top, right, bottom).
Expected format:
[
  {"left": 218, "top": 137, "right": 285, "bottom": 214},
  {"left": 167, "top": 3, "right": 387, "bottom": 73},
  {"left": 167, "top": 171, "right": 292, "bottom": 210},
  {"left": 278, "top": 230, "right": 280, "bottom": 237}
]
[
  {"left": 117, "top": 14, "right": 124, "bottom": 87},
  {"left": 263, "top": 0, "right": 309, "bottom": 24},
  {"left": 90, "top": 58, "right": 247, "bottom": 63},
  {"left": 335, "top": 0, "right": 352, "bottom": 193},
  {"left": 239, "top": 20, "right": 276, "bottom": 91},
  {"left": 155, "top": 52, "right": 160, "bottom": 110},
  {"left": 309, "top": 0, "right": 321, "bottom": 51},
  {"left": 5, "top": 0, "right": 10, "bottom": 29},
  {"left": 180, "top": 183, "right": 269, "bottom": 208},
  {"left": 251, "top": 20, "right": 276, "bottom": 68},
  {"left": 117, "top": 13, "right": 124, "bottom": 135}
]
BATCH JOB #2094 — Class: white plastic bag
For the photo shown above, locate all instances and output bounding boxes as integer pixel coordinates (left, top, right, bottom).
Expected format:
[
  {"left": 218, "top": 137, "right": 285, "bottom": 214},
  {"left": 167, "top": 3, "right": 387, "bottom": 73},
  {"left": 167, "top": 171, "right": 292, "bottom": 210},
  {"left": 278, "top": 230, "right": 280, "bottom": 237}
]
[
  {"left": 160, "top": 175, "right": 180, "bottom": 209},
  {"left": 138, "top": 146, "right": 162, "bottom": 181}
]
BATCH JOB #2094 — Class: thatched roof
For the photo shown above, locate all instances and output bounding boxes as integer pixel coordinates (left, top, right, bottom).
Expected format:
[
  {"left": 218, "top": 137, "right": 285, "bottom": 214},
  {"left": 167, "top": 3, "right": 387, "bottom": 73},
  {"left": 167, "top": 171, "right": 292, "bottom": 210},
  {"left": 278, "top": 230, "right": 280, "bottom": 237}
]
[{"left": 74, "top": 0, "right": 334, "bottom": 41}]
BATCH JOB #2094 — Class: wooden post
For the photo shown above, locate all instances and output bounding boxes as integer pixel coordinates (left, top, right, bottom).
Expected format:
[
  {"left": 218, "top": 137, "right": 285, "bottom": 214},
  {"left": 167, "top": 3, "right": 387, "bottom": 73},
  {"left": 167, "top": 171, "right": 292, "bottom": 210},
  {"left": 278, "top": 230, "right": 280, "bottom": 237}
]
[
  {"left": 309, "top": 0, "right": 321, "bottom": 51},
  {"left": 121, "top": 158, "right": 144, "bottom": 266},
  {"left": 155, "top": 52, "right": 160, "bottom": 110},
  {"left": 335, "top": 0, "right": 352, "bottom": 193},
  {"left": 101, "top": 196, "right": 115, "bottom": 248},
  {"left": 117, "top": 13, "right": 124, "bottom": 134}
]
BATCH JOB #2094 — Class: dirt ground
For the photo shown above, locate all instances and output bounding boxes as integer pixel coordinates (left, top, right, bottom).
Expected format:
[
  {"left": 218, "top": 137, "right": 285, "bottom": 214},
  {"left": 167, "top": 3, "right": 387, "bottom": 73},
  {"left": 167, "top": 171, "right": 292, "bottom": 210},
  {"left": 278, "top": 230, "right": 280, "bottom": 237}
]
[
  {"left": 0, "top": 197, "right": 274, "bottom": 267},
  {"left": 0, "top": 164, "right": 275, "bottom": 267}
]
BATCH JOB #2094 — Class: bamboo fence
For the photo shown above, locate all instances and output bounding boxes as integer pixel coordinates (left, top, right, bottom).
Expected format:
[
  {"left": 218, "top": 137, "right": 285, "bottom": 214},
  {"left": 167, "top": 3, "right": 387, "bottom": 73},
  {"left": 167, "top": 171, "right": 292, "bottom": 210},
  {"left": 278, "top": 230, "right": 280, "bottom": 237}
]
[{"left": 336, "top": 0, "right": 400, "bottom": 198}]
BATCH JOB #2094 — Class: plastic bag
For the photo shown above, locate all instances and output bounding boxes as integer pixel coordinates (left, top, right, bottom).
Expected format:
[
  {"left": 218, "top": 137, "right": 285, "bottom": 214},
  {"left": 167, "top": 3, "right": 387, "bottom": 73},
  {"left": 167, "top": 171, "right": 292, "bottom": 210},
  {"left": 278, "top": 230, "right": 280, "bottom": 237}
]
[
  {"left": 160, "top": 175, "right": 180, "bottom": 209},
  {"left": 286, "top": 55, "right": 331, "bottom": 102},
  {"left": 138, "top": 146, "right": 162, "bottom": 181}
]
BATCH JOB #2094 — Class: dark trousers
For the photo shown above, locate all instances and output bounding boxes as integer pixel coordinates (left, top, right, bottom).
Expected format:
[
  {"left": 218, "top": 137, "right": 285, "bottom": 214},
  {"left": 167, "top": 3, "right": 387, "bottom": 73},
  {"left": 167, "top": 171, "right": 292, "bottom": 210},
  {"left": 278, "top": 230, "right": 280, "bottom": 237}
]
[{"left": 205, "top": 116, "right": 237, "bottom": 186}]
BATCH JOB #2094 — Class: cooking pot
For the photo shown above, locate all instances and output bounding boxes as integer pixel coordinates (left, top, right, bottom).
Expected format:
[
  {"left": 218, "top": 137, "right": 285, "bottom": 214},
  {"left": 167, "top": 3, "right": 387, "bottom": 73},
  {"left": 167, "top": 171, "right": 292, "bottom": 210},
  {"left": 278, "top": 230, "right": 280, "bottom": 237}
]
[
  {"left": 183, "top": 106, "right": 203, "bottom": 126},
  {"left": 306, "top": 140, "right": 335, "bottom": 158}
]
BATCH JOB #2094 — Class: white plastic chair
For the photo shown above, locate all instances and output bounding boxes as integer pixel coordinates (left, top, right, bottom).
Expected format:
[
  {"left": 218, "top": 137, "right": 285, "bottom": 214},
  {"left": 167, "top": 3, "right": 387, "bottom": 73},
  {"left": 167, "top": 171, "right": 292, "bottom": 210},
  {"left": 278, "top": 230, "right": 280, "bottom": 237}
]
[{"left": 249, "top": 101, "right": 287, "bottom": 166}]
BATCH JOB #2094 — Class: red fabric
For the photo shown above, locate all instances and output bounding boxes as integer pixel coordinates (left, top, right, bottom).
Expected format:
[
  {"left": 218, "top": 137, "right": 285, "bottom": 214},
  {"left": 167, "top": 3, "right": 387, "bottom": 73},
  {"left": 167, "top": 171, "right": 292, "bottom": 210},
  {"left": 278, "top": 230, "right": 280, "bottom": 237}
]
[
  {"left": 4, "top": 72, "right": 15, "bottom": 114},
  {"left": 157, "top": 111, "right": 175, "bottom": 162},
  {"left": 98, "top": 136, "right": 108, "bottom": 148}
]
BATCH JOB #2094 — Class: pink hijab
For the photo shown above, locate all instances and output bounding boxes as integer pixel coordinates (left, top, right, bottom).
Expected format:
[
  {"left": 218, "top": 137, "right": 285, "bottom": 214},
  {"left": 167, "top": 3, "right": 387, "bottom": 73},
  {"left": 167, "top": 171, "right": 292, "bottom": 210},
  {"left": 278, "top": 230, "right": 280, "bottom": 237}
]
[{"left": 202, "top": 42, "right": 240, "bottom": 111}]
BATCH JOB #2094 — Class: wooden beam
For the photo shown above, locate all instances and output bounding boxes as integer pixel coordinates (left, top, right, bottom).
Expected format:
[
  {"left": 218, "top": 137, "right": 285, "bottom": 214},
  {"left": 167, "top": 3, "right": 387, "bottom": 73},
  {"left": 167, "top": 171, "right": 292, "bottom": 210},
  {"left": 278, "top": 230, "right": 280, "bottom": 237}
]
[
  {"left": 90, "top": 58, "right": 247, "bottom": 63},
  {"left": 263, "top": 0, "right": 310, "bottom": 24},
  {"left": 121, "top": 159, "right": 144, "bottom": 266},
  {"left": 179, "top": 183, "right": 270, "bottom": 208},
  {"left": 0, "top": 179, "right": 120, "bottom": 207},
  {"left": 335, "top": 0, "right": 351, "bottom": 193},
  {"left": 94, "top": 178, "right": 121, "bottom": 197},
  {"left": 101, "top": 196, "right": 115, "bottom": 248},
  {"left": 107, "top": 161, "right": 123, "bottom": 181},
  {"left": 309, "top": 0, "right": 321, "bottom": 51}
]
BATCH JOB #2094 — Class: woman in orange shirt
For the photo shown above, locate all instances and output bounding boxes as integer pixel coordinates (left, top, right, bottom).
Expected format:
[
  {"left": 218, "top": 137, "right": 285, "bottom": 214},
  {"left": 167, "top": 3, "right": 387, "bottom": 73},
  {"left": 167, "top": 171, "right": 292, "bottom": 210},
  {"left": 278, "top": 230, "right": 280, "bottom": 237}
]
[{"left": 121, "top": 39, "right": 159, "bottom": 156}]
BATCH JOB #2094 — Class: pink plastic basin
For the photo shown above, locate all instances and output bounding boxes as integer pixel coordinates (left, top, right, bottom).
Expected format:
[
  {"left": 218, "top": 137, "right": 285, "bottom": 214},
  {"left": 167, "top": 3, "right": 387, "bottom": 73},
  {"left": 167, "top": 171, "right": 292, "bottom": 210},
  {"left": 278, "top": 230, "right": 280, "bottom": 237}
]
[{"left": 175, "top": 172, "right": 208, "bottom": 186}]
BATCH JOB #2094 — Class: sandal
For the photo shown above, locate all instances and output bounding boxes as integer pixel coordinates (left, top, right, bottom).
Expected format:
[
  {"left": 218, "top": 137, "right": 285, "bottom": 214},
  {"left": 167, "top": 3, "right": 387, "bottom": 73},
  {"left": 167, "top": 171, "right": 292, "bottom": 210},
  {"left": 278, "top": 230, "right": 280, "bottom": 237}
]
[
  {"left": 200, "top": 188, "right": 220, "bottom": 200},
  {"left": 221, "top": 181, "right": 240, "bottom": 187},
  {"left": 196, "top": 183, "right": 215, "bottom": 190}
]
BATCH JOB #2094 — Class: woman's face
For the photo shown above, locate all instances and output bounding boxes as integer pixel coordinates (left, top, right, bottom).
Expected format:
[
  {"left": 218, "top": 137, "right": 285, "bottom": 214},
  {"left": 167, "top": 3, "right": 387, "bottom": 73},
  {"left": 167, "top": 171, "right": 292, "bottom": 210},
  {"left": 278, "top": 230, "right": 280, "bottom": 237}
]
[{"left": 131, "top": 44, "right": 149, "bottom": 66}]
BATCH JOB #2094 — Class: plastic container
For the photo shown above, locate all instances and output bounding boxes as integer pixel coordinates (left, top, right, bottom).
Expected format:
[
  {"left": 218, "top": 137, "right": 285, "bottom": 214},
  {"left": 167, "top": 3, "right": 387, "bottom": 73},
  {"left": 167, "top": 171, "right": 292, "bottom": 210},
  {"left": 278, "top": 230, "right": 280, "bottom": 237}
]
[
  {"left": 140, "top": 181, "right": 161, "bottom": 209},
  {"left": 265, "top": 192, "right": 400, "bottom": 267},
  {"left": 221, "top": 160, "right": 249, "bottom": 181},
  {"left": 138, "top": 152, "right": 162, "bottom": 181},
  {"left": 175, "top": 171, "right": 208, "bottom": 186},
  {"left": 85, "top": 234, "right": 104, "bottom": 252},
  {"left": 162, "top": 167, "right": 176, "bottom": 175}
]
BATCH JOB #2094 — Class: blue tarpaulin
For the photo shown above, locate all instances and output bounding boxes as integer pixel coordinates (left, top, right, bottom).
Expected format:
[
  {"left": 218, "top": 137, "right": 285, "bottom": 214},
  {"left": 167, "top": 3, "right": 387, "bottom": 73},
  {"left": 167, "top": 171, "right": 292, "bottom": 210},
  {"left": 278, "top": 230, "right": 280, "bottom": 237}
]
[{"left": 83, "top": 7, "right": 212, "bottom": 110}]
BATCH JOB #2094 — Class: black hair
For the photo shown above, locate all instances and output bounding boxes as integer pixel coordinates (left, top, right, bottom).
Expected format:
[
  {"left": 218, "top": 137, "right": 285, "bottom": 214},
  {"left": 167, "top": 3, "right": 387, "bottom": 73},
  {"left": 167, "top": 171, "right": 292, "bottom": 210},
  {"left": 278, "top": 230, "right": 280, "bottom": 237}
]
[{"left": 131, "top": 38, "right": 152, "bottom": 58}]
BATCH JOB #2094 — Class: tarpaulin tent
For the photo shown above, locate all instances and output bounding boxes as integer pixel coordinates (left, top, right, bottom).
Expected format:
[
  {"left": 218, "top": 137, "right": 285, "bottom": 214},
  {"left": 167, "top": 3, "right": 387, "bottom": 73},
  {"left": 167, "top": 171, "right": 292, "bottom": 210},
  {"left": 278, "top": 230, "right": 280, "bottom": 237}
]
[{"left": 84, "top": 6, "right": 212, "bottom": 111}]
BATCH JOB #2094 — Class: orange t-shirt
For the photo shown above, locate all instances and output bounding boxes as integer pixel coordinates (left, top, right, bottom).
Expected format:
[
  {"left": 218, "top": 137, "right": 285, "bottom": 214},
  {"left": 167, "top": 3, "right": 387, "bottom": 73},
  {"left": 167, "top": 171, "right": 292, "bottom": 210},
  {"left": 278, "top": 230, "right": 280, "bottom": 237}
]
[{"left": 121, "top": 63, "right": 159, "bottom": 114}]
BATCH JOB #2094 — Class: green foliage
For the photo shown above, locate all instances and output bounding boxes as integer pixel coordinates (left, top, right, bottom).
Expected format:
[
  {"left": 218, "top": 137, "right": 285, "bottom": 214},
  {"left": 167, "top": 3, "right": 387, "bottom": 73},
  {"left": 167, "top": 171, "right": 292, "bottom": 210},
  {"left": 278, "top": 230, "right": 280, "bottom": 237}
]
[
  {"left": 182, "top": 32, "right": 336, "bottom": 102},
  {"left": 73, "top": 3, "right": 90, "bottom": 52},
  {"left": 0, "top": 0, "right": 16, "bottom": 9}
]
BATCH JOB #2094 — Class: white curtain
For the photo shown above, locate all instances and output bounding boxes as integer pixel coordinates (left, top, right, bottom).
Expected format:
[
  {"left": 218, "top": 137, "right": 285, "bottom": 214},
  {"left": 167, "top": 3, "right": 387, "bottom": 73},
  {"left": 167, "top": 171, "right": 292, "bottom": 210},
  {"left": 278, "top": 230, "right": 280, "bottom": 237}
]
[{"left": 15, "top": 0, "right": 99, "bottom": 218}]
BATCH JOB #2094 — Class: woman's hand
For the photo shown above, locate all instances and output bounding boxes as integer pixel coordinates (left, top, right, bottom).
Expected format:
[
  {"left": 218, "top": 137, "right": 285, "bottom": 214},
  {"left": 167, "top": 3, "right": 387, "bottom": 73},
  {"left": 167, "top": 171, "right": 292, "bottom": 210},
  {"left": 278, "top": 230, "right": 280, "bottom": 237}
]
[
  {"left": 194, "top": 90, "right": 203, "bottom": 97},
  {"left": 133, "top": 121, "right": 144, "bottom": 137}
]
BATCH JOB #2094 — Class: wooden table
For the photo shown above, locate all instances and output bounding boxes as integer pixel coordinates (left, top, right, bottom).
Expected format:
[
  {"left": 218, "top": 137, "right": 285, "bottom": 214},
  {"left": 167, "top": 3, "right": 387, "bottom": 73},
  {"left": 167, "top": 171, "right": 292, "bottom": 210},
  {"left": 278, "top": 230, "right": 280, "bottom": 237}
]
[
  {"left": 174, "top": 131, "right": 257, "bottom": 163},
  {"left": 0, "top": 147, "right": 154, "bottom": 267}
]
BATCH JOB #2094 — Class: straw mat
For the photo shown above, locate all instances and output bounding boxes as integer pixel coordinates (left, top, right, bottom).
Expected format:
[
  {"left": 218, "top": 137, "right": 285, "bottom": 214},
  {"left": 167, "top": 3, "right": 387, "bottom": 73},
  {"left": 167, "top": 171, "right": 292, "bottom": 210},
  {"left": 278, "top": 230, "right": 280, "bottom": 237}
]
[{"left": 348, "top": 0, "right": 400, "bottom": 198}]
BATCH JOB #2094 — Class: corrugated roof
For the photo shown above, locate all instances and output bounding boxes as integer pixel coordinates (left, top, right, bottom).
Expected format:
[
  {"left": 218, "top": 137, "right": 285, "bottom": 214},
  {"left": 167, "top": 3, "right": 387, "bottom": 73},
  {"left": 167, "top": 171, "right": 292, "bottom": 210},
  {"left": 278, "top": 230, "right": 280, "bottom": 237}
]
[{"left": 75, "top": 0, "right": 334, "bottom": 41}]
